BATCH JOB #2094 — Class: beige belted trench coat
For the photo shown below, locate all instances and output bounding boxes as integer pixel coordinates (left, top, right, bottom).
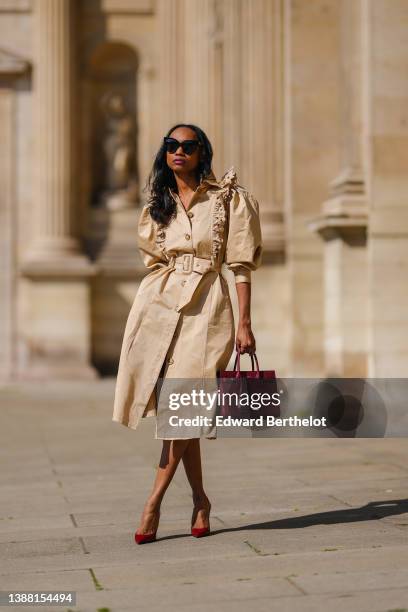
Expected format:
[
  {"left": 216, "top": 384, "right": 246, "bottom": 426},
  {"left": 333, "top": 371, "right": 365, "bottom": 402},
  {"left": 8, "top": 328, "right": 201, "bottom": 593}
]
[{"left": 112, "top": 166, "right": 263, "bottom": 436}]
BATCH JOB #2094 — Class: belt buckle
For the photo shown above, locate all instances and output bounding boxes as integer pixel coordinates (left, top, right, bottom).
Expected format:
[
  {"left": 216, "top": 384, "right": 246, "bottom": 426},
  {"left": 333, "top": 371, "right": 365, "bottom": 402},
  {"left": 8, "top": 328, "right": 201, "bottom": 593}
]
[{"left": 182, "top": 253, "right": 194, "bottom": 274}]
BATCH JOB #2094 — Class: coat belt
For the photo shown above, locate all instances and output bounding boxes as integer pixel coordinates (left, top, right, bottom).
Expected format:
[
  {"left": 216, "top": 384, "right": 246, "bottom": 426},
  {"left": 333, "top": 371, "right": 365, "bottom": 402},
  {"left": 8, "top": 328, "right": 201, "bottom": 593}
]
[{"left": 168, "top": 253, "right": 220, "bottom": 275}]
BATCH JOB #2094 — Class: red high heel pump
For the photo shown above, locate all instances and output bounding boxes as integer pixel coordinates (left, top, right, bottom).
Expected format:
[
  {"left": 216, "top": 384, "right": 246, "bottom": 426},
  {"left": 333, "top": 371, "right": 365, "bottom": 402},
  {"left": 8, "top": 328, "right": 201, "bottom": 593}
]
[
  {"left": 135, "top": 509, "right": 160, "bottom": 544},
  {"left": 191, "top": 526, "right": 210, "bottom": 538},
  {"left": 135, "top": 531, "right": 157, "bottom": 544},
  {"left": 191, "top": 501, "right": 211, "bottom": 538}
]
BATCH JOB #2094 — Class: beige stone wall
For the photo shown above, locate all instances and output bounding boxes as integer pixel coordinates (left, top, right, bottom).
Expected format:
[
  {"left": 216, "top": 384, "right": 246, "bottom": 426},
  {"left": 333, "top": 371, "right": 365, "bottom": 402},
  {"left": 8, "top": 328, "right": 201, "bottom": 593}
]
[
  {"left": 285, "top": 0, "right": 342, "bottom": 376},
  {"left": 0, "top": 0, "right": 406, "bottom": 381},
  {"left": 367, "top": 0, "right": 408, "bottom": 377}
]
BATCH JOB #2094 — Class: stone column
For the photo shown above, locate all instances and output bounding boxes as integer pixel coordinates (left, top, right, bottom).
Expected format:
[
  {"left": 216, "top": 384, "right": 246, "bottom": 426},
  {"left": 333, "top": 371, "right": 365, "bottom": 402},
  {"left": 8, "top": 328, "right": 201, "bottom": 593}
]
[
  {"left": 181, "top": 0, "right": 224, "bottom": 169},
  {"left": 0, "top": 51, "right": 30, "bottom": 382},
  {"left": 20, "top": 0, "right": 96, "bottom": 379},
  {"left": 222, "top": 0, "right": 242, "bottom": 172},
  {"left": 308, "top": 0, "right": 369, "bottom": 377},
  {"left": 155, "top": 0, "right": 186, "bottom": 141},
  {"left": 240, "top": 0, "right": 285, "bottom": 254},
  {"left": 236, "top": 0, "right": 288, "bottom": 373},
  {"left": 25, "top": 0, "right": 89, "bottom": 266}
]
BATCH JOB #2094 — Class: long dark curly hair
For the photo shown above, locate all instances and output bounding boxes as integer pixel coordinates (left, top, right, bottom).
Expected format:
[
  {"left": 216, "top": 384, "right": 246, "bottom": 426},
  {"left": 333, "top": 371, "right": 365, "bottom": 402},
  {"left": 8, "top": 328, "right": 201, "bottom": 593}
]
[{"left": 144, "top": 123, "right": 214, "bottom": 226}]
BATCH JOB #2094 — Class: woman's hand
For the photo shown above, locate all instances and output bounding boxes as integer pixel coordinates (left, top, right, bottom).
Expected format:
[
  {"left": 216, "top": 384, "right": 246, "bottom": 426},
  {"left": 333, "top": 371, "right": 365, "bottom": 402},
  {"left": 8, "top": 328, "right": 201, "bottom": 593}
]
[{"left": 236, "top": 320, "right": 256, "bottom": 354}]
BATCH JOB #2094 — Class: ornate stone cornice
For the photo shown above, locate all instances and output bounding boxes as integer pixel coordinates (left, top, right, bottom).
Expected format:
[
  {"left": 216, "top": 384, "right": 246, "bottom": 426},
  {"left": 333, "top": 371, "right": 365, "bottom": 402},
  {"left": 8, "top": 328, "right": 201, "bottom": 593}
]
[
  {"left": 307, "top": 167, "right": 368, "bottom": 245},
  {"left": 0, "top": 47, "right": 30, "bottom": 78},
  {"left": 307, "top": 196, "right": 368, "bottom": 245},
  {"left": 20, "top": 257, "right": 98, "bottom": 280}
]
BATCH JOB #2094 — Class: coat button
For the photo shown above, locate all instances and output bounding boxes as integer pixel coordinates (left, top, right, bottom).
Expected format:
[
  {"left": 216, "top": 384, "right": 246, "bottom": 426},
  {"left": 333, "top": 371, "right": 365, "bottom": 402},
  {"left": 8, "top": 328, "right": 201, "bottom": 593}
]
[
  {"left": 181, "top": 280, "right": 186, "bottom": 286},
  {"left": 185, "top": 233, "right": 191, "bottom": 240},
  {"left": 168, "top": 357, "right": 174, "bottom": 365},
  {"left": 188, "top": 211, "right": 194, "bottom": 218}
]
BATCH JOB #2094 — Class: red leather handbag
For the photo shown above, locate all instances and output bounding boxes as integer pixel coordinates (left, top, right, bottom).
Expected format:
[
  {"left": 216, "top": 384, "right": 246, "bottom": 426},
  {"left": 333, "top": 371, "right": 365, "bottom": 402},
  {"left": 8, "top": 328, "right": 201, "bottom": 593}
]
[{"left": 217, "top": 349, "right": 278, "bottom": 420}]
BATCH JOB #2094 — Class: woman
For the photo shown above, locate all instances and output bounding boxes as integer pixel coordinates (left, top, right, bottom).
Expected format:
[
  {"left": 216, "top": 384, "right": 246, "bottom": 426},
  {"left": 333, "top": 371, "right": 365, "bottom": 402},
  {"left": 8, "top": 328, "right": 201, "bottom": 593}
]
[{"left": 112, "top": 123, "right": 262, "bottom": 543}]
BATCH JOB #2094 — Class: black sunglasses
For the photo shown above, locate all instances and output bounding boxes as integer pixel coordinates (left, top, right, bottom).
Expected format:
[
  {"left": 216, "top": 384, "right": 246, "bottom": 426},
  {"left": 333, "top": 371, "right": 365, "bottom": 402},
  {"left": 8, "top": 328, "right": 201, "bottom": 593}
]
[{"left": 164, "top": 137, "right": 201, "bottom": 155}]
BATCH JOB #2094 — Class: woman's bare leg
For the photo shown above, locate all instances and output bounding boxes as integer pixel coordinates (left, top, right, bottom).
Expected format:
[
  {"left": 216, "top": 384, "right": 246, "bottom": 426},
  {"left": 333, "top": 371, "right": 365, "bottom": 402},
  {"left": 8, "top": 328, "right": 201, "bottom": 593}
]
[
  {"left": 182, "top": 438, "right": 211, "bottom": 530},
  {"left": 137, "top": 439, "right": 190, "bottom": 534}
]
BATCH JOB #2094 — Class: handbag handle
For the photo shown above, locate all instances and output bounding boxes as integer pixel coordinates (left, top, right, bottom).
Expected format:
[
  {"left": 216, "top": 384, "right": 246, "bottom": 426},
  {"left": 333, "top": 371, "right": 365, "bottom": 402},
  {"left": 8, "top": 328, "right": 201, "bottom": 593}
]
[{"left": 233, "top": 347, "right": 260, "bottom": 378}]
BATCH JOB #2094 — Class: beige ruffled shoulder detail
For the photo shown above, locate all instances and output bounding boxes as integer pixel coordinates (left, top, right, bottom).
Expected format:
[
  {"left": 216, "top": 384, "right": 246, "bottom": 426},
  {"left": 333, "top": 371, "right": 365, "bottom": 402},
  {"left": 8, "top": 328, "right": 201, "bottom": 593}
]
[{"left": 211, "top": 166, "right": 238, "bottom": 264}]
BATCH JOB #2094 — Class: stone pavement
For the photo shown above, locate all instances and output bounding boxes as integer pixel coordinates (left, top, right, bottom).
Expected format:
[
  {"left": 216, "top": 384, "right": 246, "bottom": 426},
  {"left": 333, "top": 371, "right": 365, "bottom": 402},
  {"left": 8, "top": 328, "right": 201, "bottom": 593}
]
[{"left": 0, "top": 380, "right": 408, "bottom": 612}]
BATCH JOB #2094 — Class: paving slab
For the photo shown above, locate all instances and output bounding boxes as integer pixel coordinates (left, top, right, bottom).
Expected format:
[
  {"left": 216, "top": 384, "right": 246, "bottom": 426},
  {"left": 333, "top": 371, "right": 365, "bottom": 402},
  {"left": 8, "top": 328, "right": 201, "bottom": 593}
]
[{"left": 292, "top": 567, "right": 408, "bottom": 594}]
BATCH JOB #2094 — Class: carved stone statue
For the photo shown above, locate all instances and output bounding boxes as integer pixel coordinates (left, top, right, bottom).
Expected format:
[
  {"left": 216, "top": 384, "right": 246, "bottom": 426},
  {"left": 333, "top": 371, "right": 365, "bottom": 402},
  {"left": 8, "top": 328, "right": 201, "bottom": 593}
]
[{"left": 99, "top": 91, "right": 139, "bottom": 211}]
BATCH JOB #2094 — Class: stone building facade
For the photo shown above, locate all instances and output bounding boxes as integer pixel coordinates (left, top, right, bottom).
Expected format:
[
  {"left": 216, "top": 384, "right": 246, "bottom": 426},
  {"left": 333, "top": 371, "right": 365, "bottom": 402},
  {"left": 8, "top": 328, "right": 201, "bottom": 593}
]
[{"left": 0, "top": 0, "right": 407, "bottom": 382}]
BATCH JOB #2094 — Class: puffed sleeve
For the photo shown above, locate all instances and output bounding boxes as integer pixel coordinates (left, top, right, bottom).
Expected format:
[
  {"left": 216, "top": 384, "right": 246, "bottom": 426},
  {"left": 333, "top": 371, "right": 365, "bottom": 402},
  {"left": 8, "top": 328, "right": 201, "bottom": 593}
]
[
  {"left": 225, "top": 187, "right": 263, "bottom": 283},
  {"left": 137, "top": 204, "right": 168, "bottom": 271}
]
